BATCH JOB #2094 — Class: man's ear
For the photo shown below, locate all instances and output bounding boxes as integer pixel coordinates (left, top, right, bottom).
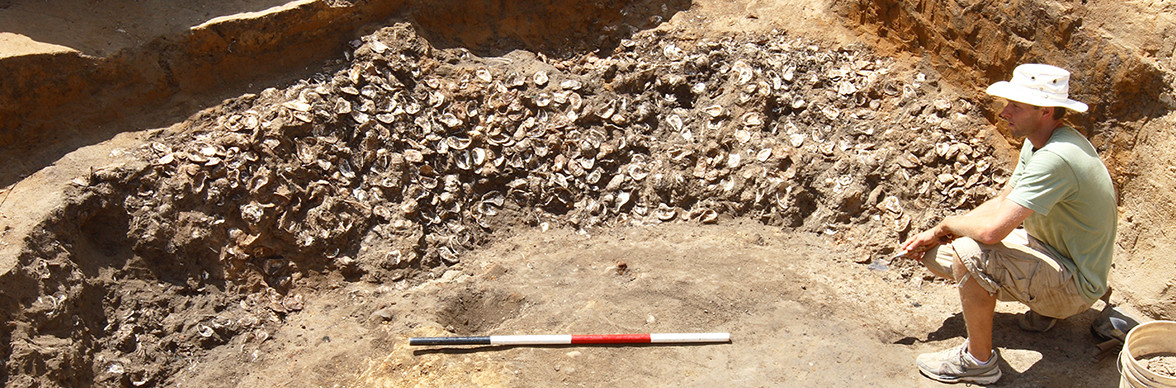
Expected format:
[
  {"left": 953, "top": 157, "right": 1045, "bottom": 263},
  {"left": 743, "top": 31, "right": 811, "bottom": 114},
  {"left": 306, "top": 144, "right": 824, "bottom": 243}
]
[{"left": 1040, "top": 106, "right": 1054, "bottom": 119}]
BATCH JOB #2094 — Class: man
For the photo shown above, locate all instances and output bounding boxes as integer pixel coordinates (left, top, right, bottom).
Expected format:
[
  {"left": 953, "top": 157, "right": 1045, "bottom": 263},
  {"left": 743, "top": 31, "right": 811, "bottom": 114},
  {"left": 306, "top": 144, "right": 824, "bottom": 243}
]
[{"left": 899, "top": 63, "right": 1117, "bottom": 384}]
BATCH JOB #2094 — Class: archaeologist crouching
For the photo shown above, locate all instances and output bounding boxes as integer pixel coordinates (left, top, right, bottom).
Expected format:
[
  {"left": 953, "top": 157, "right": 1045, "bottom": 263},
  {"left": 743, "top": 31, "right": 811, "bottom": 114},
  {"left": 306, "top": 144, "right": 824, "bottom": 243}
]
[{"left": 899, "top": 63, "right": 1117, "bottom": 384}]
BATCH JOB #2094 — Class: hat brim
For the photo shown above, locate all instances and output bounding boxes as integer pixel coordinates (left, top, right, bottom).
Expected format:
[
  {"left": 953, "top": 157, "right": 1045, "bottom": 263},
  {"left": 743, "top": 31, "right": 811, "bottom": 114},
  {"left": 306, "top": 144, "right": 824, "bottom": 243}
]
[{"left": 986, "top": 81, "right": 1089, "bottom": 113}]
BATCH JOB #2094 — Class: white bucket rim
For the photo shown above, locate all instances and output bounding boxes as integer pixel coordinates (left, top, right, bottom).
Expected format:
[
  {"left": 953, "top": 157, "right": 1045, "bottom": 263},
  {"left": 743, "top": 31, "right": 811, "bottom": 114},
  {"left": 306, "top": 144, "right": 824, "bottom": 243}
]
[{"left": 1121, "top": 320, "right": 1176, "bottom": 386}]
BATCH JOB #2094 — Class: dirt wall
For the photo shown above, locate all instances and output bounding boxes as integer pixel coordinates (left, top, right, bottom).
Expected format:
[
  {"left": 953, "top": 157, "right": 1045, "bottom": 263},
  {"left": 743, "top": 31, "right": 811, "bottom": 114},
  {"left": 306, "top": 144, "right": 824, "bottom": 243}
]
[
  {"left": 837, "top": 0, "right": 1173, "bottom": 130},
  {"left": 837, "top": 0, "right": 1176, "bottom": 319},
  {"left": 0, "top": 1, "right": 409, "bottom": 186},
  {"left": 411, "top": 0, "right": 689, "bottom": 55}
]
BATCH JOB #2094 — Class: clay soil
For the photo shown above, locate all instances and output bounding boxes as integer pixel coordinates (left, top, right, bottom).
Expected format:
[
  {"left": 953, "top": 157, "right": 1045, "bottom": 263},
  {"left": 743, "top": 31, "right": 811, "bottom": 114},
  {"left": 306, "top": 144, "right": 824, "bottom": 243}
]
[
  {"left": 2, "top": 0, "right": 1175, "bottom": 387},
  {"left": 1140, "top": 354, "right": 1176, "bottom": 378},
  {"left": 172, "top": 223, "right": 1123, "bottom": 387}
]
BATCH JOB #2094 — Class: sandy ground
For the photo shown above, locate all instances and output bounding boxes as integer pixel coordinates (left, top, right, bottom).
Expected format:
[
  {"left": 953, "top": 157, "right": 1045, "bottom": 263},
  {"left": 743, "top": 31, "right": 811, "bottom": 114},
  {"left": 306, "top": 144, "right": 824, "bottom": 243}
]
[
  {"left": 0, "top": 0, "right": 296, "bottom": 58},
  {"left": 166, "top": 223, "right": 1122, "bottom": 387}
]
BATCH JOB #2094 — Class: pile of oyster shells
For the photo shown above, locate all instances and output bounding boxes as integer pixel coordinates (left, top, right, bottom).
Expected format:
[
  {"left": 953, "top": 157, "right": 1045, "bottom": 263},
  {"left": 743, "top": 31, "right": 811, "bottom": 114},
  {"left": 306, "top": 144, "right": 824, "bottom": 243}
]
[{"left": 108, "top": 23, "right": 1004, "bottom": 282}]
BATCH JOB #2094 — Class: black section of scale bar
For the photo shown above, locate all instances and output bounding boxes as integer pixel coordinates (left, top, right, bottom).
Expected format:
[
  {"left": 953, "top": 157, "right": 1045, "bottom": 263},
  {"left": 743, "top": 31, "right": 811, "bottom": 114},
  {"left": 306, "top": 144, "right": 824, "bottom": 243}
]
[{"left": 409, "top": 336, "right": 493, "bottom": 346}]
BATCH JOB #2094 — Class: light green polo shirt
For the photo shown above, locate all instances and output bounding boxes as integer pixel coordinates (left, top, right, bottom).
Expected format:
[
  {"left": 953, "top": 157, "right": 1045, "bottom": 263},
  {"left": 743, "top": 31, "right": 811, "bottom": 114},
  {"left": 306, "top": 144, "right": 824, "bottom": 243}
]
[{"left": 1008, "top": 126, "right": 1117, "bottom": 303}]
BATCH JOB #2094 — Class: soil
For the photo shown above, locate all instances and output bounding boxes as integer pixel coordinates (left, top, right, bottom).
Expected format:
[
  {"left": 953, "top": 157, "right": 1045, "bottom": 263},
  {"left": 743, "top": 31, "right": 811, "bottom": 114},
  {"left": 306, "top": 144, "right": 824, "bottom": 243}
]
[
  {"left": 176, "top": 223, "right": 1121, "bottom": 387},
  {"left": 1, "top": 0, "right": 1174, "bottom": 387},
  {"left": 1141, "top": 354, "right": 1176, "bottom": 379}
]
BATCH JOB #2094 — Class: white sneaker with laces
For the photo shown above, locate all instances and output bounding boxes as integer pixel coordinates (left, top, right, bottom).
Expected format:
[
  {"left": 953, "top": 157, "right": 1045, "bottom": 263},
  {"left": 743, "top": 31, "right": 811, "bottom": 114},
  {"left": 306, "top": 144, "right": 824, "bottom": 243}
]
[{"left": 916, "top": 341, "right": 1002, "bottom": 384}]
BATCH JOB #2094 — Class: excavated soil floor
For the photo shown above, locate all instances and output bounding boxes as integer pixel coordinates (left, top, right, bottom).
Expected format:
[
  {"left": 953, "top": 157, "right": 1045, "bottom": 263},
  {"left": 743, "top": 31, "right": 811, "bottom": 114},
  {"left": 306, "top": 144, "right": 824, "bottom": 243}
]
[{"left": 2, "top": 0, "right": 1174, "bottom": 387}]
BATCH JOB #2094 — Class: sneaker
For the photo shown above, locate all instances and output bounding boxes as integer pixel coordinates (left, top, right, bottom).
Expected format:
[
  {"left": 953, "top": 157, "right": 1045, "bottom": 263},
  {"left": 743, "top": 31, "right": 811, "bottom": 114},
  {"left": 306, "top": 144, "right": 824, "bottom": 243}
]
[
  {"left": 1018, "top": 310, "right": 1058, "bottom": 333},
  {"left": 916, "top": 341, "right": 1002, "bottom": 384}
]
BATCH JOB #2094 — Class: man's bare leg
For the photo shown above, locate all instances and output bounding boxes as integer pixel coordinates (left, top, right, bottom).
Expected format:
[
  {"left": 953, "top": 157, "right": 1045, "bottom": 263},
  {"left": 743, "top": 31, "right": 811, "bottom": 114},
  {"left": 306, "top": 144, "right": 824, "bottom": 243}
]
[{"left": 954, "top": 255, "right": 997, "bottom": 362}]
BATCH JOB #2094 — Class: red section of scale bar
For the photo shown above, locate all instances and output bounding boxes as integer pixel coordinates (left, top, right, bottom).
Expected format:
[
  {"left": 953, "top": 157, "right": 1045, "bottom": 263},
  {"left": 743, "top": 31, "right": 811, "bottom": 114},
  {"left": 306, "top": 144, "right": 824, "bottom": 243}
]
[{"left": 570, "top": 334, "right": 652, "bottom": 344}]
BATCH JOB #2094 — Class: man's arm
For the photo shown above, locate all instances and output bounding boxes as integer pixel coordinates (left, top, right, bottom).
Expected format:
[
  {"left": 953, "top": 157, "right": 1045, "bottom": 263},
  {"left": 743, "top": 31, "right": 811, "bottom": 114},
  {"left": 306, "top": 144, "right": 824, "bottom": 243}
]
[{"left": 939, "top": 197, "right": 1033, "bottom": 244}]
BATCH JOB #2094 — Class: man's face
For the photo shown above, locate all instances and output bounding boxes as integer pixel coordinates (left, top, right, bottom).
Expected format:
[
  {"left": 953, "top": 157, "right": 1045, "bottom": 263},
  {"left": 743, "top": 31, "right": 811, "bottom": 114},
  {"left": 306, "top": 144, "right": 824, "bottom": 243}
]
[{"left": 998, "top": 100, "right": 1048, "bottom": 138}]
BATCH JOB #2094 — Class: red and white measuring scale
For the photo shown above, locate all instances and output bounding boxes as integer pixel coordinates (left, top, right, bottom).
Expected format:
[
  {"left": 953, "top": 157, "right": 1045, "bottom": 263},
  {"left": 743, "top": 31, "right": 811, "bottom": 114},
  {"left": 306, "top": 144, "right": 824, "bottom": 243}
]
[{"left": 409, "top": 332, "right": 731, "bottom": 346}]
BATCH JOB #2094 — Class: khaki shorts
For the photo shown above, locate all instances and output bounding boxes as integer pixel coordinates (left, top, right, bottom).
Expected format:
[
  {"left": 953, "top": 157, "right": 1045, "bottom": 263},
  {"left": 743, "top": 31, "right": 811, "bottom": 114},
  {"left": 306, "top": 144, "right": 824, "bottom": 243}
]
[{"left": 921, "top": 229, "right": 1092, "bottom": 319}]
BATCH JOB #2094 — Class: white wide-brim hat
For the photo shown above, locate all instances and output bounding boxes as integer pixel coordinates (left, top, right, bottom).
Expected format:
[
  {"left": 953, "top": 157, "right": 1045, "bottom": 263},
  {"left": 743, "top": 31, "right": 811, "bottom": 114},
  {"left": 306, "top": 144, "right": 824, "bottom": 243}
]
[{"left": 986, "top": 63, "right": 1088, "bottom": 113}]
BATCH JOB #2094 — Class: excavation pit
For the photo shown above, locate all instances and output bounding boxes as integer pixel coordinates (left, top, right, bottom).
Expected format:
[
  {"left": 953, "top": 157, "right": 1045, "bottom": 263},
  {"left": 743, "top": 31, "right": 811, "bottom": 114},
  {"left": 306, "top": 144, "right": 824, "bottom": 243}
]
[{"left": 2, "top": 0, "right": 1175, "bottom": 386}]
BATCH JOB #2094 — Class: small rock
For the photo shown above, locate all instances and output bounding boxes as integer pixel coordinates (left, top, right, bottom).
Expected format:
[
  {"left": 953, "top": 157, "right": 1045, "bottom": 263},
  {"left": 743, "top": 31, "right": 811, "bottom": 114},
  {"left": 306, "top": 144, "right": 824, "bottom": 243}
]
[{"left": 370, "top": 307, "right": 396, "bottom": 322}]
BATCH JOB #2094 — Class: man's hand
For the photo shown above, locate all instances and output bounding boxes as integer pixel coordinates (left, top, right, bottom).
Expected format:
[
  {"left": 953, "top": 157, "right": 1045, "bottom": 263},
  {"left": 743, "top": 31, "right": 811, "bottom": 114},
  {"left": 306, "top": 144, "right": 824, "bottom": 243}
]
[{"left": 899, "top": 223, "right": 956, "bottom": 259}]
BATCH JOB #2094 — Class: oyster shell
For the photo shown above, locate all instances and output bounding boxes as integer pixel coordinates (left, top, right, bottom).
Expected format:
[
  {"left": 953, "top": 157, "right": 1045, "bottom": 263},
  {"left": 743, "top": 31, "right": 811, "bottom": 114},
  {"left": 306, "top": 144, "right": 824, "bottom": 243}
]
[
  {"left": 454, "top": 150, "right": 473, "bottom": 170},
  {"left": 404, "top": 149, "right": 424, "bottom": 163},
  {"left": 692, "top": 208, "right": 719, "bottom": 224},
  {"left": 404, "top": 101, "right": 422, "bottom": 115},
  {"left": 734, "top": 129, "right": 752, "bottom": 143},
  {"left": 560, "top": 79, "right": 582, "bottom": 90},
  {"left": 662, "top": 43, "right": 683, "bottom": 60},
  {"left": 975, "top": 159, "right": 991, "bottom": 174},
  {"left": 655, "top": 204, "right": 677, "bottom": 221},
  {"left": 568, "top": 92, "right": 583, "bottom": 111},
  {"left": 692, "top": 82, "right": 707, "bottom": 95},
  {"left": 702, "top": 104, "right": 726, "bottom": 119},
  {"left": 756, "top": 148, "right": 772, "bottom": 162},
  {"left": 837, "top": 81, "right": 858, "bottom": 95},
  {"left": 615, "top": 191, "right": 631, "bottom": 209},
  {"left": 788, "top": 133, "right": 805, "bottom": 148},
  {"left": 534, "top": 93, "right": 552, "bottom": 107},
  {"left": 732, "top": 61, "right": 754, "bottom": 85},
  {"left": 741, "top": 112, "right": 763, "bottom": 129},
  {"left": 440, "top": 113, "right": 462, "bottom": 128},
  {"left": 879, "top": 195, "right": 902, "bottom": 214},
  {"left": 933, "top": 142, "right": 949, "bottom": 157},
  {"left": 470, "top": 146, "right": 484, "bottom": 165},
  {"left": 334, "top": 98, "right": 352, "bottom": 115},
  {"left": 282, "top": 100, "right": 311, "bottom": 112},
  {"left": 586, "top": 168, "right": 602, "bottom": 185},
  {"left": 790, "top": 98, "right": 806, "bottom": 110},
  {"left": 897, "top": 152, "right": 920, "bottom": 169},
  {"left": 627, "top": 163, "right": 650, "bottom": 181},
  {"left": 156, "top": 153, "right": 175, "bottom": 165},
  {"left": 447, "top": 135, "right": 472, "bottom": 150},
  {"left": 726, "top": 153, "right": 742, "bottom": 169},
  {"left": 369, "top": 40, "right": 389, "bottom": 54},
  {"left": 475, "top": 68, "right": 493, "bottom": 83},
  {"left": 934, "top": 99, "right": 952, "bottom": 112},
  {"left": 821, "top": 106, "right": 840, "bottom": 120}
]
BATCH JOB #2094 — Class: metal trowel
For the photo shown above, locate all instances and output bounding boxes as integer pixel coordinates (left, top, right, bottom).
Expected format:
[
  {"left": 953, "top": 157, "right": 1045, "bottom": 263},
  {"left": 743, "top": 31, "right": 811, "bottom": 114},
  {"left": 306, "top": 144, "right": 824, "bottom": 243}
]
[{"left": 869, "top": 249, "right": 908, "bottom": 271}]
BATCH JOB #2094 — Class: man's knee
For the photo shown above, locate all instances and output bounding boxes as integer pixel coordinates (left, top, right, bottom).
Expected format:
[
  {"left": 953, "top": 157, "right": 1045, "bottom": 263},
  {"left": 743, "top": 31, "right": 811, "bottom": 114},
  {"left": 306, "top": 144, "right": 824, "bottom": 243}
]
[
  {"left": 947, "top": 237, "right": 986, "bottom": 281},
  {"left": 918, "top": 238, "right": 983, "bottom": 283},
  {"left": 919, "top": 245, "right": 955, "bottom": 280},
  {"left": 951, "top": 253, "right": 969, "bottom": 282}
]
